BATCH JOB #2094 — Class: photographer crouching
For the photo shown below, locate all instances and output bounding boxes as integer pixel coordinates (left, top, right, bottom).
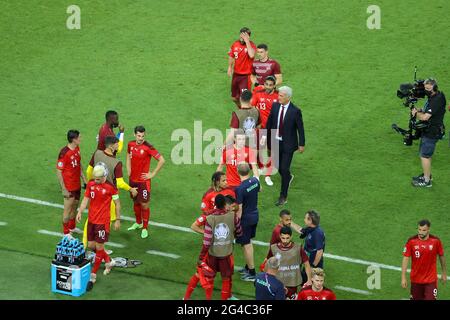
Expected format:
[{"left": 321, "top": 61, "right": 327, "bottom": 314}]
[{"left": 411, "top": 79, "right": 446, "bottom": 188}]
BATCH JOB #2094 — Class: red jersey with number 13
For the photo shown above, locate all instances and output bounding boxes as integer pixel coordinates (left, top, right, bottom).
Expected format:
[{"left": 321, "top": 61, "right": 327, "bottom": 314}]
[
  {"left": 251, "top": 89, "right": 279, "bottom": 128},
  {"left": 57, "top": 146, "right": 81, "bottom": 191},
  {"left": 403, "top": 235, "right": 444, "bottom": 284},
  {"left": 128, "top": 141, "right": 161, "bottom": 183}
]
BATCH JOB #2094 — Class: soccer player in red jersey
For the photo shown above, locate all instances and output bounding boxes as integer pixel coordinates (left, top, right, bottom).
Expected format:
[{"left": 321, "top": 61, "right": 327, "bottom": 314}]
[
  {"left": 56, "top": 130, "right": 87, "bottom": 236},
  {"left": 297, "top": 268, "right": 336, "bottom": 300},
  {"left": 251, "top": 76, "right": 279, "bottom": 186},
  {"left": 259, "top": 210, "right": 302, "bottom": 271},
  {"left": 126, "top": 126, "right": 165, "bottom": 239},
  {"left": 266, "top": 226, "right": 312, "bottom": 300},
  {"left": 217, "top": 132, "right": 258, "bottom": 189},
  {"left": 76, "top": 164, "right": 121, "bottom": 291},
  {"left": 96, "top": 110, "right": 124, "bottom": 153},
  {"left": 198, "top": 194, "right": 242, "bottom": 300},
  {"left": 227, "top": 27, "right": 257, "bottom": 107},
  {"left": 251, "top": 44, "right": 282, "bottom": 89},
  {"left": 401, "top": 219, "right": 447, "bottom": 300},
  {"left": 200, "top": 172, "right": 236, "bottom": 214}
]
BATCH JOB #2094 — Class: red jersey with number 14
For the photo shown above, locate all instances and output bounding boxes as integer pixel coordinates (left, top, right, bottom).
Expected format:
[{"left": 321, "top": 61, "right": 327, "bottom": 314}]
[
  {"left": 297, "top": 286, "right": 336, "bottom": 300},
  {"left": 85, "top": 180, "right": 118, "bottom": 225},
  {"left": 128, "top": 141, "right": 161, "bottom": 183},
  {"left": 57, "top": 146, "right": 81, "bottom": 191},
  {"left": 403, "top": 235, "right": 444, "bottom": 284},
  {"left": 251, "top": 89, "right": 278, "bottom": 128}
]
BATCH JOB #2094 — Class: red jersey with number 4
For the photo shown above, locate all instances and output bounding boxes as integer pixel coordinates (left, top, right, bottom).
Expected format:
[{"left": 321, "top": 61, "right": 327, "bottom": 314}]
[
  {"left": 85, "top": 180, "right": 118, "bottom": 225},
  {"left": 221, "top": 146, "right": 255, "bottom": 187},
  {"left": 403, "top": 235, "right": 444, "bottom": 284},
  {"left": 128, "top": 141, "right": 161, "bottom": 183},
  {"left": 297, "top": 286, "right": 336, "bottom": 300},
  {"left": 57, "top": 146, "right": 81, "bottom": 191},
  {"left": 201, "top": 187, "right": 236, "bottom": 214},
  {"left": 228, "top": 40, "right": 257, "bottom": 75},
  {"left": 251, "top": 89, "right": 279, "bottom": 128}
]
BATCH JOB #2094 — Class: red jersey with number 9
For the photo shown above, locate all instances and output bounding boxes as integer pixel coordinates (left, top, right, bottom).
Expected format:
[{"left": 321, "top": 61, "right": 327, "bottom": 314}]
[
  {"left": 85, "top": 180, "right": 118, "bottom": 225},
  {"left": 403, "top": 235, "right": 444, "bottom": 284},
  {"left": 57, "top": 146, "right": 81, "bottom": 191}
]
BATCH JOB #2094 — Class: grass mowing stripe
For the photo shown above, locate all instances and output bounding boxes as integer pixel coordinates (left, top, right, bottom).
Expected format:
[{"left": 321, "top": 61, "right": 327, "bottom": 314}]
[
  {"left": 0, "top": 221, "right": 8, "bottom": 226},
  {"left": 0, "top": 247, "right": 255, "bottom": 299},
  {"left": 334, "top": 286, "right": 372, "bottom": 296},
  {"left": 4, "top": 193, "right": 450, "bottom": 280},
  {"left": 37, "top": 229, "right": 125, "bottom": 248},
  {"left": 146, "top": 250, "right": 180, "bottom": 259}
]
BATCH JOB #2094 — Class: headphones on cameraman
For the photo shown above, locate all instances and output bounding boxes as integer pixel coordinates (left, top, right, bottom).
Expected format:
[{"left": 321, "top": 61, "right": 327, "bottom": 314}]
[{"left": 425, "top": 78, "right": 438, "bottom": 92}]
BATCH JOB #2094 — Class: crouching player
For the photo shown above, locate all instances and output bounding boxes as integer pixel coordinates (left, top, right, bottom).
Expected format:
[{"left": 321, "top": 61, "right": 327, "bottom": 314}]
[
  {"left": 76, "top": 164, "right": 121, "bottom": 291},
  {"left": 198, "top": 194, "right": 242, "bottom": 300}
]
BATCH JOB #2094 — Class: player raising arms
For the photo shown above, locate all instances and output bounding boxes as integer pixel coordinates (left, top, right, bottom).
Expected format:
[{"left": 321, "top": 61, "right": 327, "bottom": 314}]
[
  {"left": 126, "top": 126, "right": 165, "bottom": 239},
  {"left": 76, "top": 164, "right": 121, "bottom": 291},
  {"left": 56, "top": 130, "right": 87, "bottom": 236}
]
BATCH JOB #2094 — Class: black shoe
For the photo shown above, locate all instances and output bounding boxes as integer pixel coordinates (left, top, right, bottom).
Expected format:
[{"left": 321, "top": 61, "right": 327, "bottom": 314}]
[
  {"left": 411, "top": 177, "right": 432, "bottom": 188},
  {"left": 275, "top": 197, "right": 287, "bottom": 206},
  {"left": 86, "top": 281, "right": 94, "bottom": 291},
  {"left": 412, "top": 173, "right": 433, "bottom": 181}
]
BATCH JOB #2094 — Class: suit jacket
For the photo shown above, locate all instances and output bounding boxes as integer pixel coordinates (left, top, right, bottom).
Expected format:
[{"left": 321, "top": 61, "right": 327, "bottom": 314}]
[{"left": 266, "top": 101, "right": 305, "bottom": 153}]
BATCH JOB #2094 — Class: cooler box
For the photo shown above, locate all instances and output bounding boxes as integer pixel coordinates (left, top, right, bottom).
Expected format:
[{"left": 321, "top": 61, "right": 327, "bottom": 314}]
[{"left": 51, "top": 259, "right": 91, "bottom": 297}]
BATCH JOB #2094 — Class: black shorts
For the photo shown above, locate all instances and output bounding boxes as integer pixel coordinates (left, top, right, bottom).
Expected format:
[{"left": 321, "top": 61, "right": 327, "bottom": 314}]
[
  {"left": 236, "top": 223, "right": 257, "bottom": 245},
  {"left": 419, "top": 136, "right": 438, "bottom": 158}
]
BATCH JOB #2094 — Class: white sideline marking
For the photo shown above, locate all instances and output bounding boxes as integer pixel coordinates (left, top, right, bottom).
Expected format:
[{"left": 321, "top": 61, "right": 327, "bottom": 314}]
[
  {"left": 146, "top": 250, "right": 180, "bottom": 259},
  {"left": 37, "top": 229, "right": 125, "bottom": 248},
  {"left": 122, "top": 215, "right": 195, "bottom": 233},
  {"left": 0, "top": 221, "right": 7, "bottom": 226},
  {"left": 334, "top": 286, "right": 372, "bottom": 295},
  {"left": 3, "top": 193, "right": 450, "bottom": 280}
]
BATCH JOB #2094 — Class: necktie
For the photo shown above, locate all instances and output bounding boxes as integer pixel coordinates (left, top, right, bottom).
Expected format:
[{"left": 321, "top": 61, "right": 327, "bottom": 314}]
[{"left": 278, "top": 105, "right": 285, "bottom": 137}]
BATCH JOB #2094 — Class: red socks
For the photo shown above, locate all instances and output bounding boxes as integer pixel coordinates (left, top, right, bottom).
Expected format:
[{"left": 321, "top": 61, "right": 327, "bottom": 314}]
[
  {"left": 63, "top": 221, "right": 70, "bottom": 234},
  {"left": 221, "top": 278, "right": 231, "bottom": 300},
  {"left": 142, "top": 208, "right": 150, "bottom": 229},
  {"left": 69, "top": 218, "right": 76, "bottom": 230},
  {"left": 134, "top": 203, "right": 142, "bottom": 224},
  {"left": 91, "top": 249, "right": 110, "bottom": 274},
  {"left": 184, "top": 274, "right": 200, "bottom": 300}
]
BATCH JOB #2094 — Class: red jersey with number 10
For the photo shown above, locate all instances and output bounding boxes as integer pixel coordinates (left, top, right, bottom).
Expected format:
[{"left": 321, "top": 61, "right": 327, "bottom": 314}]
[
  {"left": 297, "top": 286, "right": 336, "bottom": 300},
  {"left": 85, "top": 180, "right": 118, "bottom": 225},
  {"left": 57, "top": 146, "right": 81, "bottom": 191},
  {"left": 403, "top": 235, "right": 444, "bottom": 284},
  {"left": 251, "top": 89, "right": 279, "bottom": 128},
  {"left": 128, "top": 141, "right": 161, "bottom": 183},
  {"left": 228, "top": 40, "right": 257, "bottom": 75}
]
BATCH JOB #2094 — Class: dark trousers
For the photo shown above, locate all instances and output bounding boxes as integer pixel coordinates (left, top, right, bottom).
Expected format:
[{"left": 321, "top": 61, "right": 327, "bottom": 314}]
[{"left": 278, "top": 141, "right": 295, "bottom": 198}]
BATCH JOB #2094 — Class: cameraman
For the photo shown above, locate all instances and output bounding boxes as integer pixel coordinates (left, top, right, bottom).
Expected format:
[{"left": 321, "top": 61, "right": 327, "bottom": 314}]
[{"left": 411, "top": 79, "right": 446, "bottom": 187}]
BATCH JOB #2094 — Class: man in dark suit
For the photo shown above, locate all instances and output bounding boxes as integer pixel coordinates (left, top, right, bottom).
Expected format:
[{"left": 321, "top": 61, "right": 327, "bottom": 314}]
[{"left": 264, "top": 86, "right": 305, "bottom": 206}]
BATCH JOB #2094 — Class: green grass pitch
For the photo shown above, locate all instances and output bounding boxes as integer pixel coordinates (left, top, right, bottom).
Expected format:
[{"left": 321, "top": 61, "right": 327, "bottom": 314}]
[{"left": 0, "top": 0, "right": 449, "bottom": 300}]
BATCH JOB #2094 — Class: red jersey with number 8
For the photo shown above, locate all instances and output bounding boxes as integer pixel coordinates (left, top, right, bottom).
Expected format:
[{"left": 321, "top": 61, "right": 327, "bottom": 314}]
[
  {"left": 403, "top": 235, "right": 444, "bottom": 284},
  {"left": 57, "top": 146, "right": 81, "bottom": 191},
  {"left": 128, "top": 141, "right": 161, "bottom": 184},
  {"left": 228, "top": 40, "right": 257, "bottom": 75},
  {"left": 85, "top": 180, "right": 118, "bottom": 225}
]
